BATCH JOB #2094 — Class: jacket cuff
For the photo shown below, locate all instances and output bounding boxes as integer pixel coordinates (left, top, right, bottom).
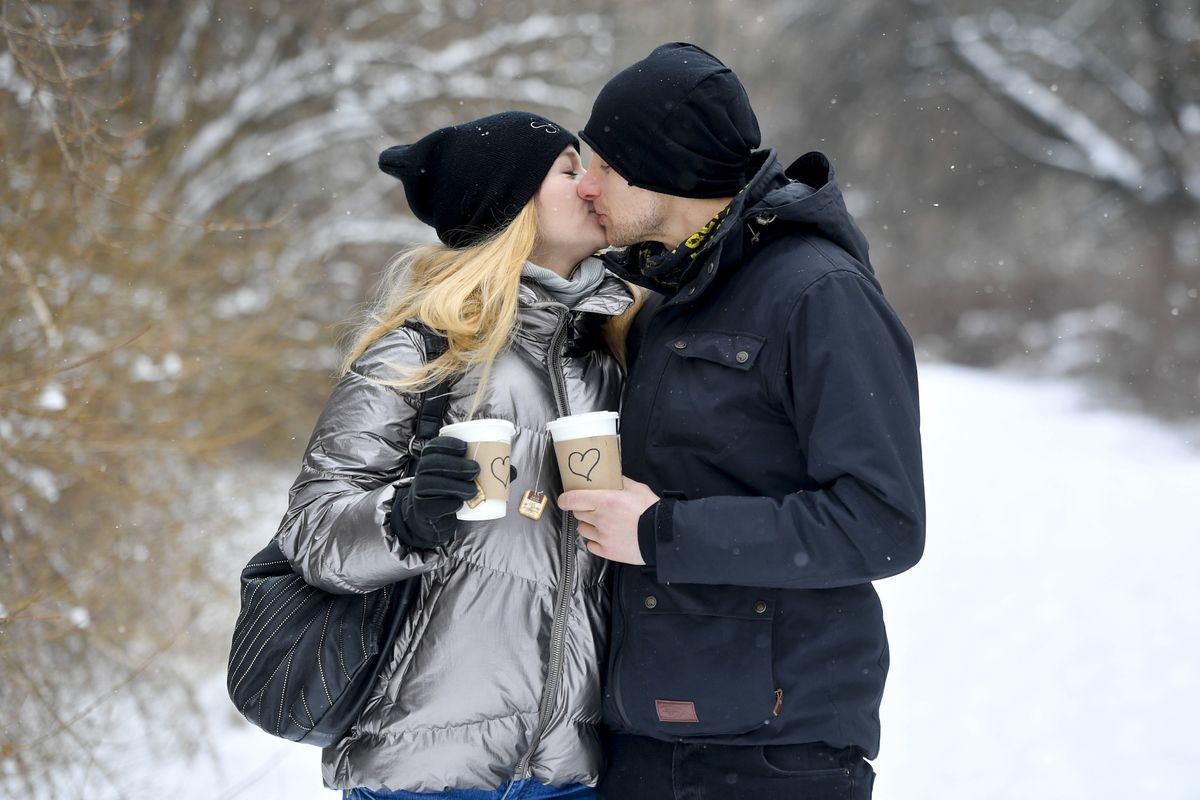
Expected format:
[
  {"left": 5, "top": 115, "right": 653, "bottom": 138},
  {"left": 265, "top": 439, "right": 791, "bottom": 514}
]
[
  {"left": 637, "top": 498, "right": 677, "bottom": 566},
  {"left": 637, "top": 505, "right": 658, "bottom": 566}
]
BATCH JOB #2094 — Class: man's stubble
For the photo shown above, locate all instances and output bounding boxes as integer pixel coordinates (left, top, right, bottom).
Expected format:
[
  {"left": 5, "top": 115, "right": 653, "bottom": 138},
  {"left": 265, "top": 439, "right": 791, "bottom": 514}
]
[{"left": 604, "top": 194, "right": 667, "bottom": 248}]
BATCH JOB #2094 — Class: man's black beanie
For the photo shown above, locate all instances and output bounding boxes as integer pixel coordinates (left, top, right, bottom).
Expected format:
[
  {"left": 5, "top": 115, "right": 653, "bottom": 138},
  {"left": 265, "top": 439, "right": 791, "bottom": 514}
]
[
  {"left": 379, "top": 111, "right": 578, "bottom": 248},
  {"left": 579, "top": 42, "right": 761, "bottom": 199}
]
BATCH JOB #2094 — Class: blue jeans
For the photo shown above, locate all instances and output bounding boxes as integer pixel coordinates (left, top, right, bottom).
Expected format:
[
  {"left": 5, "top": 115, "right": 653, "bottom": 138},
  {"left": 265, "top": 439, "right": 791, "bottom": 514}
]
[{"left": 345, "top": 780, "right": 596, "bottom": 800}]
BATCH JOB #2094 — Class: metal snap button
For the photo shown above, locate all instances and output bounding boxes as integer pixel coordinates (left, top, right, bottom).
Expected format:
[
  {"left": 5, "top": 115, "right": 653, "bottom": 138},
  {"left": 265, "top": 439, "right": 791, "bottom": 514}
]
[
  {"left": 736, "top": 350, "right": 750, "bottom": 364},
  {"left": 707, "top": 263, "right": 716, "bottom": 273},
  {"left": 674, "top": 340, "right": 688, "bottom": 350},
  {"left": 645, "top": 595, "right": 658, "bottom": 609},
  {"left": 754, "top": 600, "right": 767, "bottom": 614},
  {"left": 687, "top": 286, "right": 696, "bottom": 296}
]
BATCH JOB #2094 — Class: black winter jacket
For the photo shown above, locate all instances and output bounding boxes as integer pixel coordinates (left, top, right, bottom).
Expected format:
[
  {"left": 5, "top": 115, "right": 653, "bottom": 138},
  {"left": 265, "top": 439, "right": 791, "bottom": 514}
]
[{"left": 601, "top": 150, "right": 924, "bottom": 757}]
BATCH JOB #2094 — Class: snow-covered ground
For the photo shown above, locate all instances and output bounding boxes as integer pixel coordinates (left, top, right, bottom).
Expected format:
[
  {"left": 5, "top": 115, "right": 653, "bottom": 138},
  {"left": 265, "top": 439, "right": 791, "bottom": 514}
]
[
  {"left": 873, "top": 364, "right": 1200, "bottom": 800},
  {"left": 131, "top": 363, "right": 1200, "bottom": 798}
]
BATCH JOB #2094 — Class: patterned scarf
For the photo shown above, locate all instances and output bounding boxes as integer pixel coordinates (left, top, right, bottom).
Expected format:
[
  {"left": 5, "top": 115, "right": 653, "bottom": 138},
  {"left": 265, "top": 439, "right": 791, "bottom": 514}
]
[{"left": 635, "top": 202, "right": 735, "bottom": 289}]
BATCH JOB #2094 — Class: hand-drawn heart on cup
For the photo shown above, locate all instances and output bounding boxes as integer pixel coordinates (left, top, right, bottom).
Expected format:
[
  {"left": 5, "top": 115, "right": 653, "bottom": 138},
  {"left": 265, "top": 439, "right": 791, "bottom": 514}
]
[
  {"left": 567, "top": 448, "right": 601, "bottom": 482},
  {"left": 490, "top": 456, "right": 512, "bottom": 487}
]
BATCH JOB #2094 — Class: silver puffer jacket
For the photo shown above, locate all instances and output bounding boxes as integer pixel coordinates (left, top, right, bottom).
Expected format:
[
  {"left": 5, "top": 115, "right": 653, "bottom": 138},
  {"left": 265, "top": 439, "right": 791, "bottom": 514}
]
[{"left": 274, "top": 275, "right": 634, "bottom": 792}]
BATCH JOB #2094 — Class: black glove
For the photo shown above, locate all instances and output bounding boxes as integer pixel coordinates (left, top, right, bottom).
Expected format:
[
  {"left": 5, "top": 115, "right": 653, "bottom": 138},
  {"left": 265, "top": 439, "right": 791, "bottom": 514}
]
[{"left": 390, "top": 436, "right": 480, "bottom": 550}]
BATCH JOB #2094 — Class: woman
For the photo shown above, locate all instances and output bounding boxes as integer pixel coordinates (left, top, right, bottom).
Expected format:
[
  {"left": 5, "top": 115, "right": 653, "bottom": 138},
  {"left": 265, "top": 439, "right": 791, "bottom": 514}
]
[{"left": 273, "top": 112, "right": 640, "bottom": 798}]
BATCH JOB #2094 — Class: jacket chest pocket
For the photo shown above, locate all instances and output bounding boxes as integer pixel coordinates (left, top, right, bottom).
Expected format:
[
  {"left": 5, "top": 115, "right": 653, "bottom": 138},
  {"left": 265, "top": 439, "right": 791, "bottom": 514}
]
[{"left": 650, "top": 330, "right": 767, "bottom": 458}]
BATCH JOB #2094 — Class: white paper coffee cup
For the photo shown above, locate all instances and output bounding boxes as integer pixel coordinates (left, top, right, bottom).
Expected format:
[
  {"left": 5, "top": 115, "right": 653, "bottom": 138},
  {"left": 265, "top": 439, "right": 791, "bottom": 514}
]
[
  {"left": 545, "top": 411, "right": 622, "bottom": 491},
  {"left": 438, "top": 418, "right": 516, "bottom": 520}
]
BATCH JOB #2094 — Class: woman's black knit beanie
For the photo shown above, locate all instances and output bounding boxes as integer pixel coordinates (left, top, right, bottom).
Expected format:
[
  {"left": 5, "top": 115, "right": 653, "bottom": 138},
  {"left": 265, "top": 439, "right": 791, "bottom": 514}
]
[
  {"left": 580, "top": 42, "right": 761, "bottom": 198},
  {"left": 379, "top": 111, "right": 578, "bottom": 248}
]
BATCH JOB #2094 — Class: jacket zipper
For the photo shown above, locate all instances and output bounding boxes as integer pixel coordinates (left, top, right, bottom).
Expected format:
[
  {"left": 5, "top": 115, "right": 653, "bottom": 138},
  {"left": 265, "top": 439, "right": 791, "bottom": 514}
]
[{"left": 514, "top": 309, "right": 576, "bottom": 780}]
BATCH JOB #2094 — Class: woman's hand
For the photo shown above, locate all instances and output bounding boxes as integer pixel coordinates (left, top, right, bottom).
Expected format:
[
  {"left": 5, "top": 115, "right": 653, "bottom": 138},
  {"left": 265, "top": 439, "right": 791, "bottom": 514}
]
[{"left": 391, "top": 436, "right": 480, "bottom": 550}]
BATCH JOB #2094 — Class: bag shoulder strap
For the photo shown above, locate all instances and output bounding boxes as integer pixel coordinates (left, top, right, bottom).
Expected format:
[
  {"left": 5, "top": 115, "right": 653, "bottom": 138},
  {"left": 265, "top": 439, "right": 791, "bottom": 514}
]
[{"left": 401, "top": 320, "right": 454, "bottom": 462}]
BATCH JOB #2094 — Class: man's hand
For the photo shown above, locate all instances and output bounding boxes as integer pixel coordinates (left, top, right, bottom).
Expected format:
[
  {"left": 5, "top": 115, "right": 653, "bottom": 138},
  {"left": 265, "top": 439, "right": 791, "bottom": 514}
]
[{"left": 558, "top": 477, "right": 659, "bottom": 564}]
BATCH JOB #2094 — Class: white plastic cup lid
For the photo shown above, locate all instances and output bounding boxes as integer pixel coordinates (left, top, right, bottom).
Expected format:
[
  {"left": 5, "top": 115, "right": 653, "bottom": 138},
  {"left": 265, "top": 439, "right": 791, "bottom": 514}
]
[
  {"left": 439, "top": 418, "right": 516, "bottom": 443},
  {"left": 545, "top": 410, "right": 619, "bottom": 442}
]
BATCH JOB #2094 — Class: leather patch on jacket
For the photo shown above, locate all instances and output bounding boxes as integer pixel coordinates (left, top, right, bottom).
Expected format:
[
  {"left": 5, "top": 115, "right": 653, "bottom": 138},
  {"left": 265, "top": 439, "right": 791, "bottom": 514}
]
[{"left": 655, "top": 699, "right": 699, "bottom": 723}]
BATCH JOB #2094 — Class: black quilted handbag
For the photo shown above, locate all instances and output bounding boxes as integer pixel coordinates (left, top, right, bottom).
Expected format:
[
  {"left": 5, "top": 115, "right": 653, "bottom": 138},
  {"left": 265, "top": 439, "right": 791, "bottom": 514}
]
[{"left": 226, "top": 323, "right": 452, "bottom": 746}]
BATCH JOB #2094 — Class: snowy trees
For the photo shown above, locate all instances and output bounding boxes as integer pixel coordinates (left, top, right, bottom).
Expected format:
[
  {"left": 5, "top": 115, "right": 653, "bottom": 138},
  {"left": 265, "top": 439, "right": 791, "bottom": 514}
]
[
  {"left": 0, "top": 0, "right": 614, "bottom": 792},
  {"left": 902, "top": 0, "right": 1200, "bottom": 413},
  {"left": 2, "top": 0, "right": 1195, "bottom": 792},
  {"left": 723, "top": 0, "right": 1198, "bottom": 415}
]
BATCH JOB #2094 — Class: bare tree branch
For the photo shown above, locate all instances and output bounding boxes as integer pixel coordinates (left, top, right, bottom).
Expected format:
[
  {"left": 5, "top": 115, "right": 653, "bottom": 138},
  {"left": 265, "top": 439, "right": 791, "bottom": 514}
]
[{"left": 943, "top": 16, "right": 1148, "bottom": 195}]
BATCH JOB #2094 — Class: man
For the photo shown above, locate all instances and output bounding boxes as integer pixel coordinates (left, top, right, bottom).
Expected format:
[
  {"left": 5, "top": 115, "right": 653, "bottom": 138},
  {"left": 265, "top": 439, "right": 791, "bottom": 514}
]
[{"left": 558, "top": 42, "right": 925, "bottom": 799}]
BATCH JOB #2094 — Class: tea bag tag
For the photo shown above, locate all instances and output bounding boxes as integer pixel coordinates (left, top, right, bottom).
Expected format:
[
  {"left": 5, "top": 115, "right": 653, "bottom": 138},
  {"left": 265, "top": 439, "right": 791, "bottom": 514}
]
[
  {"left": 518, "top": 490, "right": 548, "bottom": 520},
  {"left": 465, "top": 480, "right": 487, "bottom": 509}
]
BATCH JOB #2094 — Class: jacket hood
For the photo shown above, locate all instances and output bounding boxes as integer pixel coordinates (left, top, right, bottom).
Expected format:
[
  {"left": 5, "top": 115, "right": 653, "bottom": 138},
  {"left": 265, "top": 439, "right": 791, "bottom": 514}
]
[{"left": 746, "top": 150, "right": 872, "bottom": 273}]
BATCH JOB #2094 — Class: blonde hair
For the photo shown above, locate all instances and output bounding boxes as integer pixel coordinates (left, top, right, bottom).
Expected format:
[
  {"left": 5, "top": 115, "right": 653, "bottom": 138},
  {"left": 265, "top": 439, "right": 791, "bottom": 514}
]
[
  {"left": 342, "top": 204, "right": 646, "bottom": 414},
  {"left": 601, "top": 279, "right": 646, "bottom": 368}
]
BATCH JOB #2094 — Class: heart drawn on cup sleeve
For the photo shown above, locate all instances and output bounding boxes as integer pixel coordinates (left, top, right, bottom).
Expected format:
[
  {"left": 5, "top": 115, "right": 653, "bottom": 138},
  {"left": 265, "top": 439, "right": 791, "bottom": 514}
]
[
  {"left": 490, "top": 456, "right": 512, "bottom": 487},
  {"left": 567, "top": 448, "right": 601, "bottom": 482}
]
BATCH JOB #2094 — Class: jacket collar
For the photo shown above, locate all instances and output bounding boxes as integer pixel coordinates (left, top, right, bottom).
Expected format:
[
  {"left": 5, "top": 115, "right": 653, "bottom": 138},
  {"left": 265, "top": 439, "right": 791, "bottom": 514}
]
[{"left": 518, "top": 271, "right": 634, "bottom": 317}]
